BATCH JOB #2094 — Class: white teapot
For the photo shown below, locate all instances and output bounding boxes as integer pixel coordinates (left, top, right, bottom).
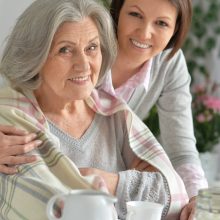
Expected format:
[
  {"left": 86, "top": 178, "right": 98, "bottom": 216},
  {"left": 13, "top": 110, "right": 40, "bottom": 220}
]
[{"left": 47, "top": 189, "right": 118, "bottom": 220}]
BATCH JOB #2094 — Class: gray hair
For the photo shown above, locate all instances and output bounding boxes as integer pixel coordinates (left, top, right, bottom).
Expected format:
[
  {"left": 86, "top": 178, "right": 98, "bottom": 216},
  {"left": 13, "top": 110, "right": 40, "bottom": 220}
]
[{"left": 0, "top": 0, "right": 117, "bottom": 90}]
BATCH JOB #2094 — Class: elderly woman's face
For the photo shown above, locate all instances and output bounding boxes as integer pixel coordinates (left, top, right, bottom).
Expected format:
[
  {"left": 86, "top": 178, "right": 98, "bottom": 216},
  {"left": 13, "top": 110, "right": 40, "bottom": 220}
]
[{"left": 38, "top": 18, "right": 102, "bottom": 101}]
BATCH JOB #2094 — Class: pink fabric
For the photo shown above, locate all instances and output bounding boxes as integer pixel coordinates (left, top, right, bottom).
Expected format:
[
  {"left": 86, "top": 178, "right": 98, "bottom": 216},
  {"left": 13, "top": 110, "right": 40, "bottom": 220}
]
[
  {"left": 0, "top": 86, "right": 189, "bottom": 219},
  {"left": 99, "top": 60, "right": 208, "bottom": 199},
  {"left": 176, "top": 164, "right": 208, "bottom": 198},
  {"left": 86, "top": 89, "right": 189, "bottom": 219},
  {"left": 99, "top": 60, "right": 152, "bottom": 102}
]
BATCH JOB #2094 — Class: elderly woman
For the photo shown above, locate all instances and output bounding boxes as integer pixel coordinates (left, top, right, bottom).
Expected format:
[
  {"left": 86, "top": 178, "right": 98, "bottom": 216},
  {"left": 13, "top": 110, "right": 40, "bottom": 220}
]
[{"left": 0, "top": 0, "right": 188, "bottom": 219}]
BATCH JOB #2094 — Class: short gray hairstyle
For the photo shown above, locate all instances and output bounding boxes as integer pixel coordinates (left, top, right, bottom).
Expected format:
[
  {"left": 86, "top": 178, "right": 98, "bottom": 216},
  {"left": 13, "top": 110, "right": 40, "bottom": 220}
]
[{"left": 0, "top": 0, "right": 117, "bottom": 90}]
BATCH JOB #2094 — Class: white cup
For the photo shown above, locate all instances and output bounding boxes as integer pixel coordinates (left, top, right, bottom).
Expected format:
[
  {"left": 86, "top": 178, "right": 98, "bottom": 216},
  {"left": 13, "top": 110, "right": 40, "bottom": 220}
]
[{"left": 126, "top": 201, "right": 163, "bottom": 220}]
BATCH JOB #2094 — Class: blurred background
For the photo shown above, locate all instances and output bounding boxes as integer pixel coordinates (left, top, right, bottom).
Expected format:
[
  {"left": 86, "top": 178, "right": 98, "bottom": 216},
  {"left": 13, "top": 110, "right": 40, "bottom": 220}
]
[
  {"left": 182, "top": 0, "right": 220, "bottom": 186},
  {"left": 0, "top": 0, "right": 220, "bottom": 185}
]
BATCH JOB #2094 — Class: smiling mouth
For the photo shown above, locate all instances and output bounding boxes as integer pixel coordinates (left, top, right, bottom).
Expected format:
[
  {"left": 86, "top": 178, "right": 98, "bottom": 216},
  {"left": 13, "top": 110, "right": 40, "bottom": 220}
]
[
  {"left": 131, "top": 39, "right": 152, "bottom": 49},
  {"left": 68, "top": 75, "right": 90, "bottom": 82}
]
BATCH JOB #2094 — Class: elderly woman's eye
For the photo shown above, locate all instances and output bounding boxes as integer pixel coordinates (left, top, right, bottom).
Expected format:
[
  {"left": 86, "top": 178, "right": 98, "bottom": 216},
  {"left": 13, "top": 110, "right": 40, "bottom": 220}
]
[
  {"left": 59, "top": 47, "right": 70, "bottom": 54},
  {"left": 86, "top": 44, "right": 99, "bottom": 53},
  {"left": 89, "top": 45, "right": 98, "bottom": 51}
]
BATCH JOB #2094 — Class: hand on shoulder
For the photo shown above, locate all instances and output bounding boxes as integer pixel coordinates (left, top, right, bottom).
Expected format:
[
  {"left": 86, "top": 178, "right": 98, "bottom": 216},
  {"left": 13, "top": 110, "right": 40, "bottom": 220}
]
[{"left": 0, "top": 125, "right": 41, "bottom": 174}]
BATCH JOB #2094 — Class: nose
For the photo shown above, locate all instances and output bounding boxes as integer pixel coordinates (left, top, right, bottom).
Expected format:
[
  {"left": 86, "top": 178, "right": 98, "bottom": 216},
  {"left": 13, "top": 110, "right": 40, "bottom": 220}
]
[
  {"left": 73, "top": 52, "right": 90, "bottom": 72},
  {"left": 138, "top": 23, "right": 153, "bottom": 40}
]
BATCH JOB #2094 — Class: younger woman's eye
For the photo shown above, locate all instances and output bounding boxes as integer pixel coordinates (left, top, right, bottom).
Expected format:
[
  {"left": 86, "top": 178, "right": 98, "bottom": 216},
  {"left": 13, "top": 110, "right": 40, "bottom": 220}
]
[
  {"left": 156, "top": 20, "right": 168, "bottom": 27},
  {"left": 128, "top": 11, "right": 142, "bottom": 19}
]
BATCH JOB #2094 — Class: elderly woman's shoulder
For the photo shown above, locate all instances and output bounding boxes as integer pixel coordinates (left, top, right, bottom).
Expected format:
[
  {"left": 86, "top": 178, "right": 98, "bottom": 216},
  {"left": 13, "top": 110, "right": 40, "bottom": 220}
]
[
  {"left": 0, "top": 86, "right": 18, "bottom": 97},
  {"left": 0, "top": 86, "right": 30, "bottom": 106}
]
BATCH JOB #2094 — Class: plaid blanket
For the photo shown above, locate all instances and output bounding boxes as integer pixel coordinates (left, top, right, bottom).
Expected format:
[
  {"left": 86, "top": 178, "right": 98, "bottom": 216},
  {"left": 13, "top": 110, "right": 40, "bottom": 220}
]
[{"left": 0, "top": 87, "right": 188, "bottom": 220}]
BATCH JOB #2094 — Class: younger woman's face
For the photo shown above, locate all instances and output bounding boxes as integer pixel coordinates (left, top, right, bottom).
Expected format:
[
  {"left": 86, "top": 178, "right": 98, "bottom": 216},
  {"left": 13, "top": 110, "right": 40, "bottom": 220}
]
[{"left": 117, "top": 0, "right": 177, "bottom": 64}]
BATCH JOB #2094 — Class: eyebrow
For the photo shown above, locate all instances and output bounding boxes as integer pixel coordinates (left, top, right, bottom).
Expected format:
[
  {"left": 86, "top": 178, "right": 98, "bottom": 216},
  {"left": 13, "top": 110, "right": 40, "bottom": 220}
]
[
  {"left": 129, "top": 5, "right": 174, "bottom": 21},
  {"left": 129, "top": 5, "right": 145, "bottom": 16},
  {"left": 56, "top": 36, "right": 100, "bottom": 46}
]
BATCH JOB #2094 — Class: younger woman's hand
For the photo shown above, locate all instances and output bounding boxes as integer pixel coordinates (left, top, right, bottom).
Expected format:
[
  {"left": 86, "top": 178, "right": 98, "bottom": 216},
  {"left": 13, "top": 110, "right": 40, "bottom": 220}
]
[
  {"left": 0, "top": 125, "right": 42, "bottom": 174},
  {"left": 180, "top": 197, "right": 196, "bottom": 220}
]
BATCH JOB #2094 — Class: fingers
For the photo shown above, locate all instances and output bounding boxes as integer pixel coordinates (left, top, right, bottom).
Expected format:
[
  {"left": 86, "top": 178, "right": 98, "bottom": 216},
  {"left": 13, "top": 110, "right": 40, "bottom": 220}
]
[
  {"left": 134, "top": 163, "right": 158, "bottom": 172},
  {"left": 180, "top": 206, "right": 188, "bottom": 220},
  {"left": 1, "top": 133, "right": 38, "bottom": 147},
  {"left": 0, "top": 125, "right": 28, "bottom": 136},
  {"left": 0, "top": 140, "right": 41, "bottom": 173},
  {"left": 188, "top": 199, "right": 196, "bottom": 220},
  {"left": 135, "top": 161, "right": 151, "bottom": 171},
  {"left": 130, "top": 157, "right": 143, "bottom": 169},
  {"left": 0, "top": 155, "right": 38, "bottom": 175},
  {"left": 0, "top": 155, "right": 38, "bottom": 174},
  {"left": 0, "top": 164, "right": 18, "bottom": 174},
  {"left": 79, "top": 167, "right": 91, "bottom": 176},
  {"left": 92, "top": 175, "right": 109, "bottom": 192},
  {"left": 180, "top": 200, "right": 196, "bottom": 220},
  {"left": 144, "top": 165, "right": 158, "bottom": 172},
  {"left": 1, "top": 155, "right": 38, "bottom": 166},
  {"left": 0, "top": 125, "right": 43, "bottom": 175},
  {"left": 188, "top": 210, "right": 196, "bottom": 220},
  {"left": 130, "top": 156, "right": 158, "bottom": 172},
  {"left": 7, "top": 140, "right": 43, "bottom": 156},
  {"left": 0, "top": 132, "right": 42, "bottom": 174}
]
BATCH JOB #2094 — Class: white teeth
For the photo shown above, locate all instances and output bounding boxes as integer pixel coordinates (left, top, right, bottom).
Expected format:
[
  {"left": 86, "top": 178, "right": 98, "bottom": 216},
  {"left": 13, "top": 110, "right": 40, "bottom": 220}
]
[
  {"left": 69, "top": 76, "right": 89, "bottom": 81},
  {"left": 131, "top": 39, "right": 151, "bottom": 49}
]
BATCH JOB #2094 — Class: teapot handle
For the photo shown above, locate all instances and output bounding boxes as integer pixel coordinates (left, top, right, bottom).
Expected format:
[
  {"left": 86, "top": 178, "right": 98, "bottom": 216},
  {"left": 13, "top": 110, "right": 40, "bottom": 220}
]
[{"left": 47, "top": 193, "right": 66, "bottom": 220}]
